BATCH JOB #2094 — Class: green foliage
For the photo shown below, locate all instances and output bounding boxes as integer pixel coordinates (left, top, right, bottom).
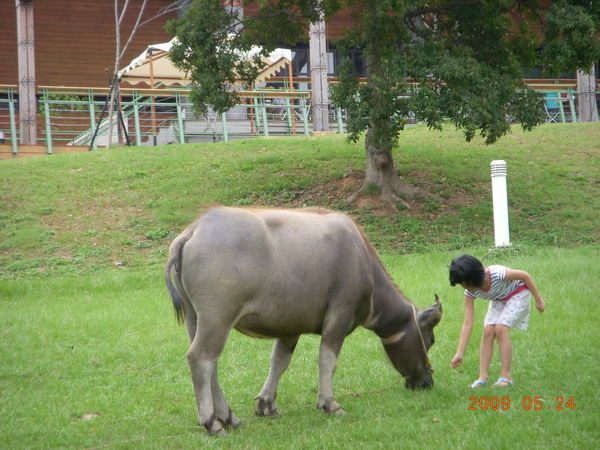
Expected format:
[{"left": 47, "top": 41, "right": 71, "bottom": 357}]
[
  {"left": 168, "top": 0, "right": 598, "bottom": 152},
  {"left": 166, "top": 0, "right": 317, "bottom": 116},
  {"left": 166, "top": 0, "right": 269, "bottom": 115},
  {"left": 41, "top": 93, "right": 89, "bottom": 112},
  {"left": 542, "top": 0, "right": 600, "bottom": 75},
  {"left": 331, "top": 0, "right": 571, "bottom": 146}
]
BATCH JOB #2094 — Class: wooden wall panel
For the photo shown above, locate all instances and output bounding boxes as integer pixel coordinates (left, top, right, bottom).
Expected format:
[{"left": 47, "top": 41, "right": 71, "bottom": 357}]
[
  {"left": 242, "top": 4, "right": 356, "bottom": 41},
  {"left": 0, "top": 2, "right": 19, "bottom": 87},
  {"left": 0, "top": 1, "right": 177, "bottom": 88}
]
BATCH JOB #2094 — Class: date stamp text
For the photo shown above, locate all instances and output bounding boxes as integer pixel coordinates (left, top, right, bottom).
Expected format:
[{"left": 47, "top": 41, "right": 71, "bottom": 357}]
[{"left": 469, "top": 396, "right": 575, "bottom": 411}]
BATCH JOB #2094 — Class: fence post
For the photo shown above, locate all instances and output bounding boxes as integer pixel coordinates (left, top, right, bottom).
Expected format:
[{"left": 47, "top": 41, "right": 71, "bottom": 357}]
[
  {"left": 253, "top": 96, "right": 261, "bottom": 130},
  {"left": 568, "top": 88, "right": 577, "bottom": 123},
  {"left": 286, "top": 97, "right": 294, "bottom": 135},
  {"left": 132, "top": 92, "right": 142, "bottom": 146},
  {"left": 558, "top": 93, "right": 566, "bottom": 123},
  {"left": 8, "top": 88, "right": 18, "bottom": 154},
  {"left": 261, "top": 94, "right": 269, "bottom": 137},
  {"left": 301, "top": 95, "right": 309, "bottom": 136},
  {"left": 43, "top": 90, "right": 53, "bottom": 154},
  {"left": 222, "top": 112, "right": 229, "bottom": 142},
  {"left": 176, "top": 92, "right": 185, "bottom": 144},
  {"left": 87, "top": 90, "right": 97, "bottom": 150}
]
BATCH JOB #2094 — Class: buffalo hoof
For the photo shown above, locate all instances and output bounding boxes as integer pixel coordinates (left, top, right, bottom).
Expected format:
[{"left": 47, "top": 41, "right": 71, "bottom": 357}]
[
  {"left": 205, "top": 421, "right": 227, "bottom": 437},
  {"left": 318, "top": 398, "right": 347, "bottom": 417},
  {"left": 224, "top": 418, "right": 242, "bottom": 430},
  {"left": 254, "top": 397, "right": 278, "bottom": 417},
  {"left": 219, "top": 409, "right": 242, "bottom": 429},
  {"left": 335, "top": 407, "right": 348, "bottom": 417},
  {"left": 327, "top": 406, "right": 347, "bottom": 418},
  {"left": 214, "top": 428, "right": 228, "bottom": 437}
]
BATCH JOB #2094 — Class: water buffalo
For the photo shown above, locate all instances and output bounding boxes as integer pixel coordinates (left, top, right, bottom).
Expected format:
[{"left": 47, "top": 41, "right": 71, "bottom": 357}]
[{"left": 165, "top": 206, "right": 442, "bottom": 436}]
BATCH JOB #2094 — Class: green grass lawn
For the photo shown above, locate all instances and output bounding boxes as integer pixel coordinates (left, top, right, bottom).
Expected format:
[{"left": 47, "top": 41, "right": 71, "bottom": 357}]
[
  {"left": 1, "top": 123, "right": 599, "bottom": 448},
  {"left": 1, "top": 248, "right": 598, "bottom": 448}
]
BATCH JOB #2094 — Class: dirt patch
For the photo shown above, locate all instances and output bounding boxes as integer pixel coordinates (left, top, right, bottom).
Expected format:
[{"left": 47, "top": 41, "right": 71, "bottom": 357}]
[{"left": 279, "top": 170, "right": 480, "bottom": 221}]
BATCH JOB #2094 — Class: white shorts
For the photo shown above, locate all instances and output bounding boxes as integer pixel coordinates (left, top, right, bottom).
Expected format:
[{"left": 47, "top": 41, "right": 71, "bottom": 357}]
[{"left": 484, "top": 290, "right": 531, "bottom": 331}]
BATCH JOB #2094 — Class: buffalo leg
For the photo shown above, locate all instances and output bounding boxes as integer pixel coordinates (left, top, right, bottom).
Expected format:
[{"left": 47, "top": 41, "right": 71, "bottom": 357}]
[
  {"left": 211, "top": 364, "right": 241, "bottom": 429},
  {"left": 255, "top": 336, "right": 300, "bottom": 417},
  {"left": 317, "top": 316, "right": 352, "bottom": 416},
  {"left": 183, "top": 307, "right": 197, "bottom": 344},
  {"left": 187, "top": 318, "right": 232, "bottom": 436},
  {"left": 183, "top": 298, "right": 240, "bottom": 428}
]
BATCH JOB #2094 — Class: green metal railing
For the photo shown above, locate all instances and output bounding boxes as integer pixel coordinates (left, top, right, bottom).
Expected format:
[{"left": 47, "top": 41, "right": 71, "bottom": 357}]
[
  {"left": 0, "top": 87, "right": 19, "bottom": 154},
  {"left": 4, "top": 83, "right": 592, "bottom": 155},
  {"left": 1, "top": 86, "right": 350, "bottom": 154}
]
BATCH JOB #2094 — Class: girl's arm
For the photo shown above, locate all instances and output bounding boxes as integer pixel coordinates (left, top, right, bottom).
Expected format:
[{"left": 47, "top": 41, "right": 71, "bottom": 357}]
[
  {"left": 505, "top": 269, "right": 546, "bottom": 313},
  {"left": 451, "top": 295, "right": 475, "bottom": 369}
]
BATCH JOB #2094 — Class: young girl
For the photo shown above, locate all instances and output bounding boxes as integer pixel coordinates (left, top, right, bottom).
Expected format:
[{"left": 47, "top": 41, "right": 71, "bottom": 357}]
[{"left": 448, "top": 254, "right": 546, "bottom": 388}]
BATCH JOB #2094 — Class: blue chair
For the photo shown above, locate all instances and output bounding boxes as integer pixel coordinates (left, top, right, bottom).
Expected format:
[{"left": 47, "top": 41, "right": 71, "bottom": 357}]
[{"left": 544, "top": 92, "right": 560, "bottom": 123}]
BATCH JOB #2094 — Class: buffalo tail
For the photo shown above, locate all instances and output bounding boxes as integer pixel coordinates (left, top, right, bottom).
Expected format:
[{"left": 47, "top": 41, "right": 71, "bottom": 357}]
[{"left": 164, "top": 228, "right": 194, "bottom": 324}]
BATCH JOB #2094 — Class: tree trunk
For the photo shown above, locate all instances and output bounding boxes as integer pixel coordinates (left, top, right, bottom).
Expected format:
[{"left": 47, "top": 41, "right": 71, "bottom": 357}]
[
  {"left": 106, "top": 69, "right": 119, "bottom": 149},
  {"left": 107, "top": 1, "right": 122, "bottom": 148},
  {"left": 348, "top": 51, "right": 420, "bottom": 208},
  {"left": 350, "top": 127, "right": 419, "bottom": 207}
]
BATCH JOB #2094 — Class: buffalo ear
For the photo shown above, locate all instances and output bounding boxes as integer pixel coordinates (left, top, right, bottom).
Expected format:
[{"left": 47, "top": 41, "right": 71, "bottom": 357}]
[{"left": 419, "top": 294, "right": 443, "bottom": 328}]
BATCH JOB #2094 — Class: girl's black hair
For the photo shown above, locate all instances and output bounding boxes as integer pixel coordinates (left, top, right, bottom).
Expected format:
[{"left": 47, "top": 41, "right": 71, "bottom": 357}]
[{"left": 448, "top": 254, "right": 486, "bottom": 288}]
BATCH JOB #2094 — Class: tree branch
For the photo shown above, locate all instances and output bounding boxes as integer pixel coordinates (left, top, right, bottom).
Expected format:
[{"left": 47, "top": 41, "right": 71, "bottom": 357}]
[
  {"left": 119, "top": 0, "right": 150, "bottom": 61},
  {"left": 118, "top": 1, "right": 182, "bottom": 62},
  {"left": 406, "top": 0, "right": 548, "bottom": 19},
  {"left": 117, "top": 0, "right": 130, "bottom": 24},
  {"left": 246, "top": 1, "right": 317, "bottom": 22},
  {"left": 138, "top": 1, "right": 183, "bottom": 28},
  {"left": 406, "top": 0, "right": 483, "bottom": 18}
]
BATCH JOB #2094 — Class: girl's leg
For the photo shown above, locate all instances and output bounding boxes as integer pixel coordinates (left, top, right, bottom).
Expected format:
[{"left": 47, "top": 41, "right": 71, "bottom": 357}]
[
  {"left": 478, "top": 325, "right": 496, "bottom": 382},
  {"left": 495, "top": 324, "right": 513, "bottom": 381}
]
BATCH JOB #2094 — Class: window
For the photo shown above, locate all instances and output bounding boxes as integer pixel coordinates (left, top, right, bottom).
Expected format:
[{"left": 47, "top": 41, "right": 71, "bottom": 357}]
[{"left": 292, "top": 49, "right": 309, "bottom": 77}]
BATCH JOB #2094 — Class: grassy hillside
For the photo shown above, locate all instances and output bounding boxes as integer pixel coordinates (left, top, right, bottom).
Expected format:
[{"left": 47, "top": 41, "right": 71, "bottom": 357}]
[
  {"left": 1, "top": 123, "right": 598, "bottom": 280},
  {"left": 1, "top": 124, "right": 599, "bottom": 448}
]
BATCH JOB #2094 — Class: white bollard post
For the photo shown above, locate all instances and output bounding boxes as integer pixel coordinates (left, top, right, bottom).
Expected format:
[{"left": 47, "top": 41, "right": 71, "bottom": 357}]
[{"left": 490, "top": 160, "right": 511, "bottom": 247}]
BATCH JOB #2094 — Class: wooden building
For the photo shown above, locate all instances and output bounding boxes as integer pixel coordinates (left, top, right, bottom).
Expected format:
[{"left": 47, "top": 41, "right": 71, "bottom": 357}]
[
  {"left": 0, "top": 1, "right": 595, "bottom": 156},
  {"left": 0, "top": 0, "right": 180, "bottom": 151},
  {"left": 0, "top": 0, "right": 179, "bottom": 88}
]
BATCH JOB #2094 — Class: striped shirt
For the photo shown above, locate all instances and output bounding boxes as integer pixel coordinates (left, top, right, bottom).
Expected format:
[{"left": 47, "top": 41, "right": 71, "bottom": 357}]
[{"left": 465, "top": 265, "right": 527, "bottom": 302}]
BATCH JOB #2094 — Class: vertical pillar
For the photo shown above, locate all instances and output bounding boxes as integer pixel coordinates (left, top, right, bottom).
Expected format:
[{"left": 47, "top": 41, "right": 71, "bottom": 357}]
[
  {"left": 490, "top": 160, "right": 511, "bottom": 248},
  {"left": 577, "top": 68, "right": 598, "bottom": 122},
  {"left": 16, "top": 0, "right": 37, "bottom": 145},
  {"left": 309, "top": 5, "right": 329, "bottom": 132}
]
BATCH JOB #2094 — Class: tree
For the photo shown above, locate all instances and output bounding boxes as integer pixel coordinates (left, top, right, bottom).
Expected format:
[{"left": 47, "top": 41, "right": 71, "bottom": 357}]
[
  {"left": 106, "top": 0, "right": 182, "bottom": 147},
  {"left": 167, "top": 0, "right": 600, "bottom": 206}
]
